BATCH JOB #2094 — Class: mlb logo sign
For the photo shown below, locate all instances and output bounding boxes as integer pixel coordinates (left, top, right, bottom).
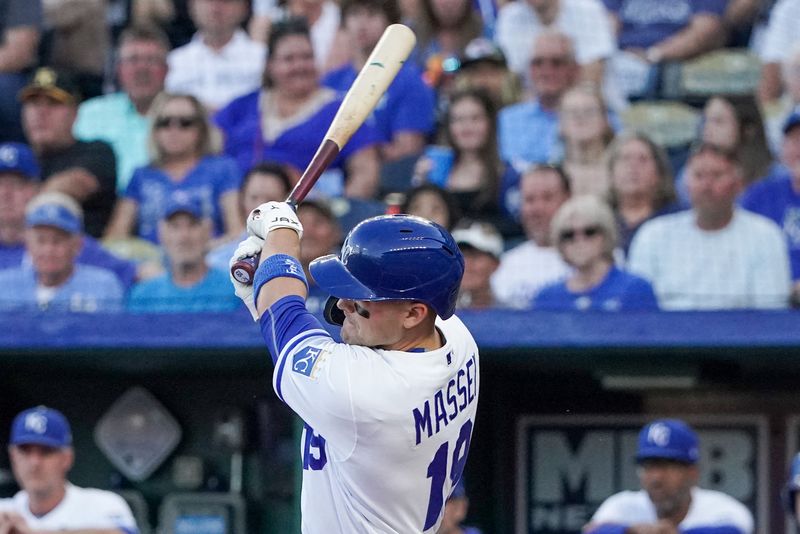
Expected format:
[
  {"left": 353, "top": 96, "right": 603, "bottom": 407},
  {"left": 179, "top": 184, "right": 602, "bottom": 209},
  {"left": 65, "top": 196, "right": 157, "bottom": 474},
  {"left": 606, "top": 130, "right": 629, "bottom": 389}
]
[
  {"left": 515, "top": 415, "right": 767, "bottom": 534},
  {"left": 293, "top": 346, "right": 323, "bottom": 378}
]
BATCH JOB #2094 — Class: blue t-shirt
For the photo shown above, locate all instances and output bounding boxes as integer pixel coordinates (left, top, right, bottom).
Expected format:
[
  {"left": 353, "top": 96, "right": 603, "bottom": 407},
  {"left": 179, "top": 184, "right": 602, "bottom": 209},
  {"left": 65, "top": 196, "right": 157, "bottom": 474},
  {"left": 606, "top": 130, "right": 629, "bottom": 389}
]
[
  {"left": 603, "top": 0, "right": 728, "bottom": 49},
  {"left": 498, "top": 101, "right": 560, "bottom": 170},
  {"left": 214, "top": 90, "right": 382, "bottom": 177},
  {"left": 740, "top": 171, "right": 800, "bottom": 280},
  {"left": 0, "top": 238, "right": 136, "bottom": 289},
  {"left": 322, "top": 62, "right": 435, "bottom": 144},
  {"left": 127, "top": 268, "right": 241, "bottom": 313},
  {"left": 124, "top": 155, "right": 241, "bottom": 243},
  {"left": 0, "top": 243, "right": 24, "bottom": 270},
  {"left": 0, "top": 264, "right": 124, "bottom": 312},
  {"left": 533, "top": 266, "right": 659, "bottom": 311}
]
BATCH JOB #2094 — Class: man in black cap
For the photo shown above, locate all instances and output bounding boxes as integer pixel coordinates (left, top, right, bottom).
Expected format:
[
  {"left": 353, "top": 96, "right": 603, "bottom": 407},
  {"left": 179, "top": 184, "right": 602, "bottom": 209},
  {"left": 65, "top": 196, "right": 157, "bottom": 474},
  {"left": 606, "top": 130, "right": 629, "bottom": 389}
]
[
  {"left": 20, "top": 67, "right": 117, "bottom": 238},
  {"left": 454, "top": 37, "right": 521, "bottom": 109}
]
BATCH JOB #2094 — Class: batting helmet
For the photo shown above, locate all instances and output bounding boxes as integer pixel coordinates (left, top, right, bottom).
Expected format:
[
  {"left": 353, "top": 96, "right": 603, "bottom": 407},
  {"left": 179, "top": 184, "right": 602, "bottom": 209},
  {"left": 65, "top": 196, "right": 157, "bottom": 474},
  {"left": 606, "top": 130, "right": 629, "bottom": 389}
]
[
  {"left": 310, "top": 214, "right": 464, "bottom": 324},
  {"left": 783, "top": 453, "right": 800, "bottom": 519}
]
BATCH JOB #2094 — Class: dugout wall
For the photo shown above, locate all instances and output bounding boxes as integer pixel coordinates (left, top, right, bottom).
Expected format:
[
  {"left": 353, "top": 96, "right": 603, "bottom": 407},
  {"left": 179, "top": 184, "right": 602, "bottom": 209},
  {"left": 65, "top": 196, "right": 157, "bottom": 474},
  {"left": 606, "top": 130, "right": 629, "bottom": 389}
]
[{"left": 2, "top": 309, "right": 800, "bottom": 533}]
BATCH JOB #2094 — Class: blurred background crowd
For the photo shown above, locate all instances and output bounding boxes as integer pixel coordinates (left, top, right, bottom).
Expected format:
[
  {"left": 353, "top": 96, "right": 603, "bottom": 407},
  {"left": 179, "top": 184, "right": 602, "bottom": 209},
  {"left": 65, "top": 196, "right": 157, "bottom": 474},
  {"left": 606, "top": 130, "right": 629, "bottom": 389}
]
[{"left": 1, "top": 0, "right": 800, "bottom": 314}]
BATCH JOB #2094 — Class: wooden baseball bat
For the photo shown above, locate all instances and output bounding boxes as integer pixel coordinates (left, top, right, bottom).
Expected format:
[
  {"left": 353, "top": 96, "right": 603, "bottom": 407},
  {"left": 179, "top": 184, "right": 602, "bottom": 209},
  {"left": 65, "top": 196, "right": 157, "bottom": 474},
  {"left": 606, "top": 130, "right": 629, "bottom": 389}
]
[{"left": 231, "top": 24, "right": 417, "bottom": 285}]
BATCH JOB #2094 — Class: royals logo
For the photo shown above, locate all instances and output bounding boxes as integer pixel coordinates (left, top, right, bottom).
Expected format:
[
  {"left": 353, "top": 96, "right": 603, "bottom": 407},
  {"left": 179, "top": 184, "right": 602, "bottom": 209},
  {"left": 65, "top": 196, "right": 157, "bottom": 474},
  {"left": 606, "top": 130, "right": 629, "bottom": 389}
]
[
  {"left": 293, "top": 346, "right": 325, "bottom": 378},
  {"left": 24, "top": 412, "right": 48, "bottom": 434}
]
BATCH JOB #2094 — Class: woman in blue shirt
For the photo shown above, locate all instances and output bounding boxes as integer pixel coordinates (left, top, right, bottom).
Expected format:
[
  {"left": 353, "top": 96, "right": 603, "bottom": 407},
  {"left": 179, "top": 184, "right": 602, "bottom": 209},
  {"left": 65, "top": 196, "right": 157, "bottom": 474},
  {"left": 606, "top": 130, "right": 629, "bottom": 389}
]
[
  {"left": 104, "top": 93, "right": 243, "bottom": 245},
  {"left": 533, "top": 194, "right": 658, "bottom": 311}
]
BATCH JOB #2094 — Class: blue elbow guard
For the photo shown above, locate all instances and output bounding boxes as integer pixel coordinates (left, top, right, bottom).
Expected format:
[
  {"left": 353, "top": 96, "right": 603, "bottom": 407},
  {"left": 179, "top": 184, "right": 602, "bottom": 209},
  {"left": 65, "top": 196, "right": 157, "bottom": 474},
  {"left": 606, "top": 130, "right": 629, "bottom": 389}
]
[{"left": 253, "top": 254, "right": 309, "bottom": 301}]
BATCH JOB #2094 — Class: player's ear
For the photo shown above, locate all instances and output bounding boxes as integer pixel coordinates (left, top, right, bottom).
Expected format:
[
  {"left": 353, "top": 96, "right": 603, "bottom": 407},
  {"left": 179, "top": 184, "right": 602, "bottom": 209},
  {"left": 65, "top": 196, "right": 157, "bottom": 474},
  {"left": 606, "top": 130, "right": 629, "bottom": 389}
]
[
  {"left": 60, "top": 447, "right": 75, "bottom": 474},
  {"left": 402, "top": 301, "right": 431, "bottom": 329},
  {"left": 687, "top": 464, "right": 700, "bottom": 484}
]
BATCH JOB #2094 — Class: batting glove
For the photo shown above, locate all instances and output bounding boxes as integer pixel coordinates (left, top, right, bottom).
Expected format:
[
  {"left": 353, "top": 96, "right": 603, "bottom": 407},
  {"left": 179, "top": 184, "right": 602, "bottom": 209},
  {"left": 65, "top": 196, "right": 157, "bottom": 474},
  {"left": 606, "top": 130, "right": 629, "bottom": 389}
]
[
  {"left": 230, "top": 235, "right": 264, "bottom": 321},
  {"left": 246, "top": 201, "right": 303, "bottom": 240}
]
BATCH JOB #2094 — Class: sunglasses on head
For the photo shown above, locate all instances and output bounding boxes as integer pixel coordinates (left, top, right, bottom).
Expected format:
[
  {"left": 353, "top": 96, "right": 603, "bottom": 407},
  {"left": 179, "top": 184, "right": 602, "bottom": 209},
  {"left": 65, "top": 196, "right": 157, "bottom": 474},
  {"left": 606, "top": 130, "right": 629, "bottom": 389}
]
[
  {"left": 155, "top": 116, "right": 199, "bottom": 129},
  {"left": 560, "top": 225, "right": 601, "bottom": 243}
]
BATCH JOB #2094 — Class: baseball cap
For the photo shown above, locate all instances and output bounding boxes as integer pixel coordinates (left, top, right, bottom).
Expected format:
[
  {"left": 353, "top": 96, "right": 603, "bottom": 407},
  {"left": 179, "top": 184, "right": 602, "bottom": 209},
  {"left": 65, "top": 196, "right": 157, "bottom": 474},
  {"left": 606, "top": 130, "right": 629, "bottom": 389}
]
[
  {"left": 0, "top": 143, "right": 39, "bottom": 180},
  {"left": 162, "top": 192, "right": 204, "bottom": 220},
  {"left": 25, "top": 192, "right": 83, "bottom": 234},
  {"left": 783, "top": 107, "right": 800, "bottom": 135},
  {"left": 636, "top": 419, "right": 699, "bottom": 464},
  {"left": 459, "top": 38, "right": 507, "bottom": 70},
  {"left": 452, "top": 221, "right": 504, "bottom": 259},
  {"left": 10, "top": 406, "right": 73, "bottom": 448},
  {"left": 18, "top": 67, "right": 81, "bottom": 105}
]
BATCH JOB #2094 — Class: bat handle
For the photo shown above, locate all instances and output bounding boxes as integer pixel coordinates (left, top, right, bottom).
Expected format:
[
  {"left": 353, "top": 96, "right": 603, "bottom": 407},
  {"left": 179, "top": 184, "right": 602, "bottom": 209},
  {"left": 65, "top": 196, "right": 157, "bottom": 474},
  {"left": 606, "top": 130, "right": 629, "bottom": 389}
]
[
  {"left": 230, "top": 140, "right": 340, "bottom": 285},
  {"left": 229, "top": 200, "right": 300, "bottom": 285}
]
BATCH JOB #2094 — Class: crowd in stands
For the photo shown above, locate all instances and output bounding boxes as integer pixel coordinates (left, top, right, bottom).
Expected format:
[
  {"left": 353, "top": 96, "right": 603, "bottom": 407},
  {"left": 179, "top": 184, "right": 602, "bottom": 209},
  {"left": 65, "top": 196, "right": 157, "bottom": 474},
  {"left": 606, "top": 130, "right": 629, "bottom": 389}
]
[{"left": 2, "top": 0, "right": 800, "bottom": 314}]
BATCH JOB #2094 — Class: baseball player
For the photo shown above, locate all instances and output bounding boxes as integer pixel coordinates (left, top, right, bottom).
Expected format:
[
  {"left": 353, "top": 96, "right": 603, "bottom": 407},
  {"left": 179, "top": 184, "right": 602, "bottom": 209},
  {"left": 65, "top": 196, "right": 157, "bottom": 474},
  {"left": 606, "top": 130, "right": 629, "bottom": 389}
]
[
  {"left": 0, "top": 406, "right": 138, "bottom": 533},
  {"left": 783, "top": 452, "right": 800, "bottom": 526},
  {"left": 584, "top": 419, "right": 753, "bottom": 534},
  {"left": 229, "top": 202, "right": 479, "bottom": 533}
]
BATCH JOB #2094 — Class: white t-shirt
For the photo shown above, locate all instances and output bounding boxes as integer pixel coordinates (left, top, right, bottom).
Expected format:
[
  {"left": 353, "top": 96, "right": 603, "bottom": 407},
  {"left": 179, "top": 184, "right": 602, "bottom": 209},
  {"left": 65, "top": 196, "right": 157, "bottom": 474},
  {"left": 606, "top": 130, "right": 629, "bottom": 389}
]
[
  {"left": 166, "top": 29, "right": 266, "bottom": 110},
  {"left": 272, "top": 313, "right": 479, "bottom": 533},
  {"left": 490, "top": 240, "right": 571, "bottom": 309},
  {"left": 627, "top": 209, "right": 791, "bottom": 310},
  {"left": 759, "top": 0, "right": 800, "bottom": 63},
  {"left": 0, "top": 484, "right": 138, "bottom": 533},
  {"left": 589, "top": 487, "right": 753, "bottom": 533},
  {"left": 495, "top": 0, "right": 615, "bottom": 75}
]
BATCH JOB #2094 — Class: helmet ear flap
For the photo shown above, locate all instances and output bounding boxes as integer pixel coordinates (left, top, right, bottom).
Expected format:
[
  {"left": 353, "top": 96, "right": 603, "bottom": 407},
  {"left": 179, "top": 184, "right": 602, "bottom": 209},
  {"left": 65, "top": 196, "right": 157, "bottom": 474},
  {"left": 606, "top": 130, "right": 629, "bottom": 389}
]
[{"left": 324, "top": 296, "right": 345, "bottom": 326}]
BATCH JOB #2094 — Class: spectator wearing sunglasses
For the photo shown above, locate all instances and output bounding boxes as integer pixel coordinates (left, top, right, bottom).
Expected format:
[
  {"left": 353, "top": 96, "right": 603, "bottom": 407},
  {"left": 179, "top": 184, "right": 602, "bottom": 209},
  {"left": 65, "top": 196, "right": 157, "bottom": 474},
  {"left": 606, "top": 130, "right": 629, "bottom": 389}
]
[
  {"left": 533, "top": 194, "right": 658, "bottom": 311},
  {"left": 104, "top": 93, "right": 243, "bottom": 247},
  {"left": 498, "top": 31, "right": 579, "bottom": 173}
]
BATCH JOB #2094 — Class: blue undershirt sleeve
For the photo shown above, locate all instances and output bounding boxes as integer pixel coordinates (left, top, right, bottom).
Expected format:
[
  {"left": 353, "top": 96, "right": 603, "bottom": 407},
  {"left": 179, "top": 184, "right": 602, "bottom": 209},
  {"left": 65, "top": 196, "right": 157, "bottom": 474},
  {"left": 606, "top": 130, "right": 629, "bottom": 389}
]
[{"left": 259, "top": 295, "right": 331, "bottom": 365}]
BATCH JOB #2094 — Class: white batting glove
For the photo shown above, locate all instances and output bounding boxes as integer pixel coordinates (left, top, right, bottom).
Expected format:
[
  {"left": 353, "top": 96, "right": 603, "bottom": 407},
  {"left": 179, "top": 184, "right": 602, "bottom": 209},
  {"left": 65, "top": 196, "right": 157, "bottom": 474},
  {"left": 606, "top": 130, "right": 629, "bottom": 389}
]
[
  {"left": 246, "top": 201, "right": 303, "bottom": 240},
  {"left": 229, "top": 235, "right": 264, "bottom": 321}
]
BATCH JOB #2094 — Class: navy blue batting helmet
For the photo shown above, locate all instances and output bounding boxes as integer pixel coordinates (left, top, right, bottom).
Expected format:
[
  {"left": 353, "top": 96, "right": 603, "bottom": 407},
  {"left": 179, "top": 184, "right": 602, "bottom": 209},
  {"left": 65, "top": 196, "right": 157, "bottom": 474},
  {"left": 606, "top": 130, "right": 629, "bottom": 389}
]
[
  {"left": 783, "top": 453, "right": 800, "bottom": 519},
  {"left": 310, "top": 214, "right": 464, "bottom": 324}
]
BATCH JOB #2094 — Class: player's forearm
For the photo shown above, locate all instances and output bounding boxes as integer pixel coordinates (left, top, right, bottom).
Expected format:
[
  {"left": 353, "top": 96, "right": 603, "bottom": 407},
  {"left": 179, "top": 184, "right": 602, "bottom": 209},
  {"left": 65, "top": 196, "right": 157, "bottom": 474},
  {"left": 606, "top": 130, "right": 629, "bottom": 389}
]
[
  {"left": 256, "top": 228, "right": 306, "bottom": 312},
  {"left": 653, "top": 15, "right": 724, "bottom": 61}
]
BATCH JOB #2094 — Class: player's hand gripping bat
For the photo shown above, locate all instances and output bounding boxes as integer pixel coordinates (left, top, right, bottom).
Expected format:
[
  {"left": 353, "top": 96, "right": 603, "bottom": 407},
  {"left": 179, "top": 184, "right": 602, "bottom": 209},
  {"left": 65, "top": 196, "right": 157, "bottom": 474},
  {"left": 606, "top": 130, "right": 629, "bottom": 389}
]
[{"left": 230, "top": 23, "right": 417, "bottom": 285}]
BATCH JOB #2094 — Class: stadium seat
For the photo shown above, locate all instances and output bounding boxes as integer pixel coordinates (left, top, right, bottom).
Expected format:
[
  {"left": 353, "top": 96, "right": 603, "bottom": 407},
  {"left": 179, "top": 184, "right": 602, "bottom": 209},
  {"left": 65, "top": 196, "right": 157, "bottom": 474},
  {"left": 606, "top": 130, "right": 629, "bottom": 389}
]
[
  {"left": 158, "top": 492, "right": 246, "bottom": 534},
  {"left": 620, "top": 101, "right": 701, "bottom": 149},
  {"left": 661, "top": 49, "right": 761, "bottom": 101},
  {"left": 101, "top": 237, "right": 163, "bottom": 264}
]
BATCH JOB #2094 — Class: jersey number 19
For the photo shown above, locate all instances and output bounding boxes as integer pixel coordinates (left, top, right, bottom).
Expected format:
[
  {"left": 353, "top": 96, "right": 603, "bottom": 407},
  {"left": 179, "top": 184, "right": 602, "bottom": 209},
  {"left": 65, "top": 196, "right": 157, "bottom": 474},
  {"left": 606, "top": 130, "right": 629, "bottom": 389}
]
[{"left": 423, "top": 419, "right": 473, "bottom": 530}]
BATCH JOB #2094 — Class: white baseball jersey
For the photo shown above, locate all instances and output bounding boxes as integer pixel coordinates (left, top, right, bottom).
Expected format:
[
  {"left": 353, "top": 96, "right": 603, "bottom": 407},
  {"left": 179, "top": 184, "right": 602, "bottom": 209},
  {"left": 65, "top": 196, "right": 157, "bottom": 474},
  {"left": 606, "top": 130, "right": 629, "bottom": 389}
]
[
  {"left": 588, "top": 487, "right": 753, "bottom": 534},
  {"left": 261, "top": 296, "right": 480, "bottom": 533},
  {"left": 0, "top": 483, "right": 138, "bottom": 533}
]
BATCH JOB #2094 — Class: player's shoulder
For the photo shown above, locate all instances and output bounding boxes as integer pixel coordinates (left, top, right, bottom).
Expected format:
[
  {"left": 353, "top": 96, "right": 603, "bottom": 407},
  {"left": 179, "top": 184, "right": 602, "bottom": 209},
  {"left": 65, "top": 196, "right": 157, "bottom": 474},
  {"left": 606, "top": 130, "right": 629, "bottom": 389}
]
[
  {"left": 438, "top": 314, "right": 477, "bottom": 346},
  {"left": 592, "top": 489, "right": 651, "bottom": 518},
  {"left": 686, "top": 488, "right": 753, "bottom": 532},
  {"left": 692, "top": 487, "right": 752, "bottom": 516},
  {"left": 67, "top": 485, "right": 131, "bottom": 510}
]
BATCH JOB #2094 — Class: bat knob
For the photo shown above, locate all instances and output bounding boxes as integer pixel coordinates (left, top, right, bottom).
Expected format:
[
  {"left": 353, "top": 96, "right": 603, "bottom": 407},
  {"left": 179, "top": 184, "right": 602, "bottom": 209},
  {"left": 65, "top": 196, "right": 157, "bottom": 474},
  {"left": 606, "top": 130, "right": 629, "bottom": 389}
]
[{"left": 231, "top": 256, "right": 259, "bottom": 285}]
